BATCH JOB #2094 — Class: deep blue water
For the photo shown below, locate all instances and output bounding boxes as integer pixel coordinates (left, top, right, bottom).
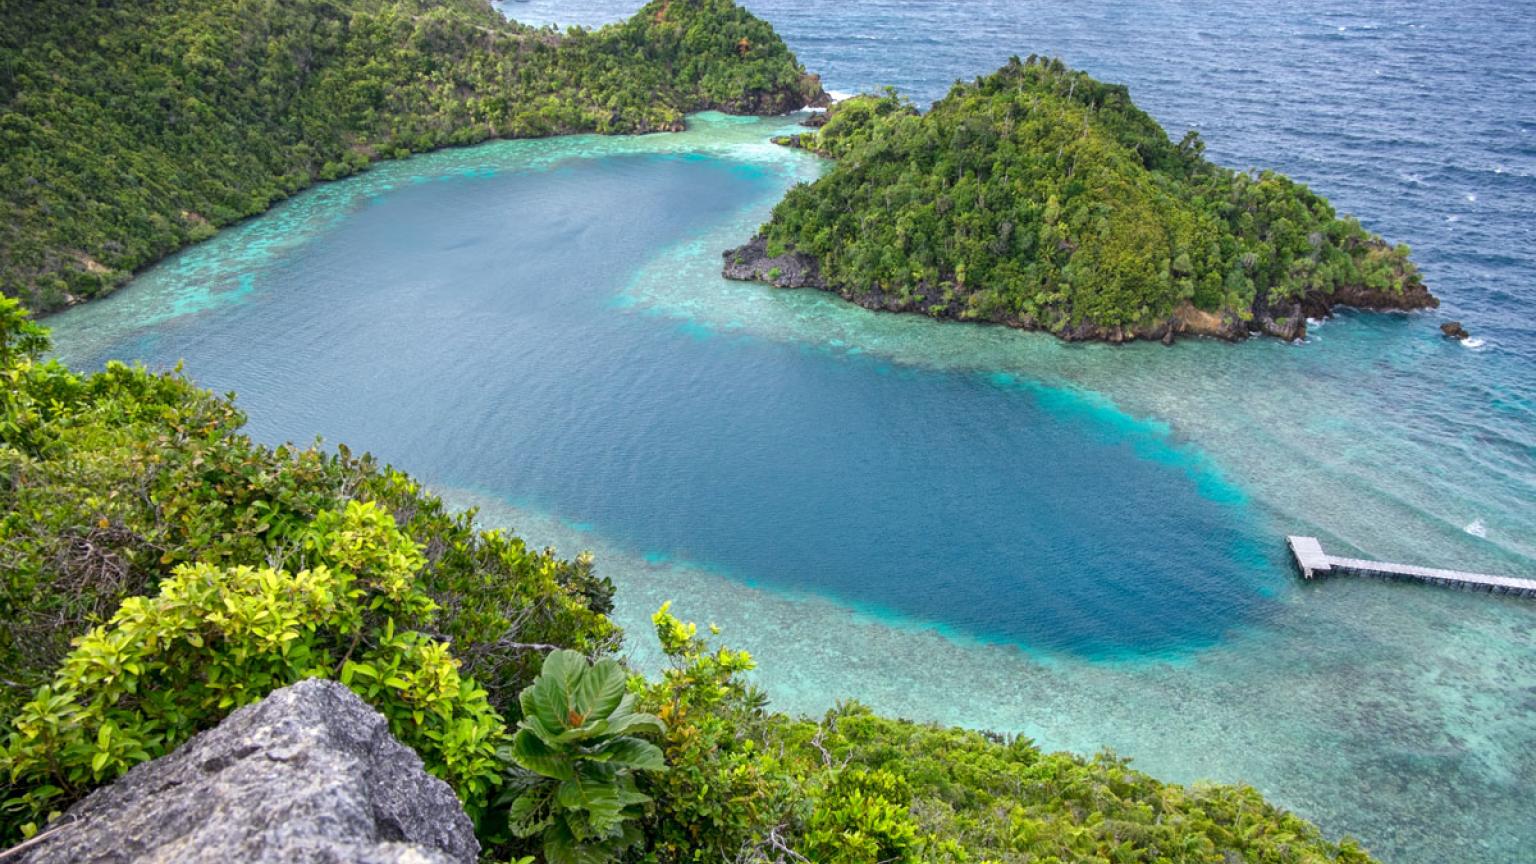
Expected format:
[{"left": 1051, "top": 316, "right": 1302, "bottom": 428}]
[
  {"left": 65, "top": 149, "right": 1274, "bottom": 657},
  {"left": 45, "top": 2, "right": 1536, "bottom": 862}
]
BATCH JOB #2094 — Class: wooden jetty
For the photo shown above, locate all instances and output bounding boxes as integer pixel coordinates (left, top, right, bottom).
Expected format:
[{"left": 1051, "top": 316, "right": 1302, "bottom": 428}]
[{"left": 1286, "top": 536, "right": 1536, "bottom": 597}]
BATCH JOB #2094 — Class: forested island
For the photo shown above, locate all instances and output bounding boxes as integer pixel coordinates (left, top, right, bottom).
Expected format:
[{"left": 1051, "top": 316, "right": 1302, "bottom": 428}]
[
  {"left": 0, "top": 0, "right": 824, "bottom": 313},
  {"left": 725, "top": 57, "right": 1438, "bottom": 343}
]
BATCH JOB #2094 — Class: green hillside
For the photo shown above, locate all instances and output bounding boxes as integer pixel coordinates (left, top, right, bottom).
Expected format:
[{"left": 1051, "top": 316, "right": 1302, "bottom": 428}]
[{"left": 0, "top": 0, "right": 824, "bottom": 312}]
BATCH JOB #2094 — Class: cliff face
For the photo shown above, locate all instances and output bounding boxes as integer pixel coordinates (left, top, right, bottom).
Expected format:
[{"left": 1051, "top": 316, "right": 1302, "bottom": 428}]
[{"left": 11, "top": 679, "right": 478, "bottom": 864}]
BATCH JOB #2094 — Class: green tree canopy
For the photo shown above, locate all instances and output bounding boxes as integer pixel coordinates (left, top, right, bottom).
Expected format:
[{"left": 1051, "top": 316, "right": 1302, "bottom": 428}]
[
  {"left": 747, "top": 57, "right": 1430, "bottom": 341},
  {"left": 0, "top": 0, "right": 824, "bottom": 313}
]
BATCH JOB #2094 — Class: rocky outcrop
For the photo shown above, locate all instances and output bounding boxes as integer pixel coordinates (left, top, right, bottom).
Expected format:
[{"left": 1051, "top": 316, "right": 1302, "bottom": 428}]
[
  {"left": 1440, "top": 321, "right": 1470, "bottom": 340},
  {"left": 13, "top": 679, "right": 478, "bottom": 864},
  {"left": 708, "top": 73, "right": 830, "bottom": 116},
  {"left": 722, "top": 234, "right": 823, "bottom": 288},
  {"left": 1304, "top": 279, "right": 1439, "bottom": 316},
  {"left": 722, "top": 232, "right": 1440, "bottom": 346},
  {"left": 1250, "top": 288, "right": 1308, "bottom": 342}
]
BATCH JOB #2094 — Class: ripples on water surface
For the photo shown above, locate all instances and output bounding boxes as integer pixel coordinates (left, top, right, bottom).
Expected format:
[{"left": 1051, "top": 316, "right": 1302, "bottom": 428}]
[{"left": 48, "top": 2, "right": 1536, "bottom": 862}]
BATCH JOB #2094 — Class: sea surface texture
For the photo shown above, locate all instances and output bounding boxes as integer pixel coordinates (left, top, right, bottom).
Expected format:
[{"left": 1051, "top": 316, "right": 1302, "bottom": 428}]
[{"left": 47, "top": 2, "right": 1535, "bottom": 862}]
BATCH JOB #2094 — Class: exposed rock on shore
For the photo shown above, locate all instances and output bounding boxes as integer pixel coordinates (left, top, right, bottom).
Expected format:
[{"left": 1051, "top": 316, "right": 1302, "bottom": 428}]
[
  {"left": 709, "top": 73, "right": 830, "bottom": 115},
  {"left": 722, "top": 234, "right": 823, "bottom": 288},
  {"left": 12, "top": 679, "right": 478, "bottom": 864},
  {"left": 722, "top": 233, "right": 1439, "bottom": 345}
]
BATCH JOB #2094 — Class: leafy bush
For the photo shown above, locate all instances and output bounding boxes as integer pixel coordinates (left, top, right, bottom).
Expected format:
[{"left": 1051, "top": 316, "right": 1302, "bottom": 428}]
[
  {"left": 503, "top": 650, "right": 666, "bottom": 864},
  {"left": 373, "top": 474, "right": 621, "bottom": 712},
  {"left": 0, "top": 501, "right": 505, "bottom": 838},
  {"left": 801, "top": 767, "right": 920, "bottom": 863},
  {"left": 795, "top": 702, "right": 1378, "bottom": 864},
  {"left": 638, "top": 603, "right": 800, "bottom": 862},
  {"left": 0, "top": 298, "right": 47, "bottom": 368},
  {"left": 630, "top": 606, "right": 1379, "bottom": 863}
]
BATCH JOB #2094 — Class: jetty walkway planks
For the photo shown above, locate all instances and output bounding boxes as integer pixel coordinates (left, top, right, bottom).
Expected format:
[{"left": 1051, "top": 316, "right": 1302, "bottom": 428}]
[{"left": 1286, "top": 535, "right": 1536, "bottom": 598}]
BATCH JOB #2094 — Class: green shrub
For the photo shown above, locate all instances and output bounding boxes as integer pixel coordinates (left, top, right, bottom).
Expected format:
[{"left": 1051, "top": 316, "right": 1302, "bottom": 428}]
[
  {"left": 503, "top": 649, "right": 666, "bottom": 864},
  {"left": 0, "top": 501, "right": 504, "bottom": 839},
  {"left": 365, "top": 471, "right": 620, "bottom": 713},
  {"left": 802, "top": 703, "right": 1379, "bottom": 864},
  {"left": 0, "top": 298, "right": 48, "bottom": 368},
  {"left": 632, "top": 608, "right": 1381, "bottom": 864},
  {"left": 802, "top": 767, "right": 921, "bottom": 863},
  {"left": 638, "top": 603, "right": 799, "bottom": 862}
]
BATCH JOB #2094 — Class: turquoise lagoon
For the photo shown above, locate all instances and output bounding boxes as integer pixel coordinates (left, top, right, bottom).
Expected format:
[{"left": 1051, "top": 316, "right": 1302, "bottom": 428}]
[{"left": 46, "top": 112, "right": 1535, "bottom": 864}]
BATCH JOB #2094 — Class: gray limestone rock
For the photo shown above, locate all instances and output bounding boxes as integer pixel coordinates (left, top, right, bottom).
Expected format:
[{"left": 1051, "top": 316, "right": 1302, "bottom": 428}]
[{"left": 13, "top": 678, "right": 478, "bottom": 864}]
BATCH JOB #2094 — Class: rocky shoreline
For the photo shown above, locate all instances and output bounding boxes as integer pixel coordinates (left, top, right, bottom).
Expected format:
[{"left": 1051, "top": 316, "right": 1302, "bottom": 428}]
[
  {"left": 708, "top": 73, "right": 830, "bottom": 116},
  {"left": 722, "top": 234, "right": 1440, "bottom": 345}
]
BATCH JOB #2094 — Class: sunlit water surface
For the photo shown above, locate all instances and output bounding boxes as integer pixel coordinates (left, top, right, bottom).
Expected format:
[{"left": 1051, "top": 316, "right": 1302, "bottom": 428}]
[{"left": 48, "top": 1, "right": 1536, "bottom": 861}]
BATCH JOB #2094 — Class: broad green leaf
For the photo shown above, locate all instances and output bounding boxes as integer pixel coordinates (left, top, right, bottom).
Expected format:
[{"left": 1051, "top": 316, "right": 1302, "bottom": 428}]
[
  {"left": 509, "top": 728, "right": 575, "bottom": 781},
  {"left": 589, "top": 736, "right": 666, "bottom": 772},
  {"left": 572, "top": 657, "right": 627, "bottom": 719},
  {"left": 542, "top": 818, "right": 618, "bottom": 864},
  {"left": 521, "top": 649, "right": 584, "bottom": 732},
  {"left": 602, "top": 699, "right": 665, "bottom": 738},
  {"left": 518, "top": 713, "right": 565, "bottom": 748},
  {"left": 505, "top": 787, "right": 554, "bottom": 838},
  {"left": 613, "top": 775, "right": 651, "bottom": 808},
  {"left": 556, "top": 774, "right": 625, "bottom": 833}
]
